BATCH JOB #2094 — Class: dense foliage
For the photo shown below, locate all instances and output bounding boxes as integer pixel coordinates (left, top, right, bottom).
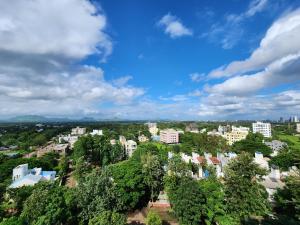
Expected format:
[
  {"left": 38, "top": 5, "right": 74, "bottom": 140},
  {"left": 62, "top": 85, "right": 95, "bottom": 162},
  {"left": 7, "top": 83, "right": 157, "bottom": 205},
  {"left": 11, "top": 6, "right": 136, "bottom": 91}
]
[
  {"left": 224, "top": 152, "right": 270, "bottom": 219},
  {"left": 232, "top": 133, "right": 272, "bottom": 156}
]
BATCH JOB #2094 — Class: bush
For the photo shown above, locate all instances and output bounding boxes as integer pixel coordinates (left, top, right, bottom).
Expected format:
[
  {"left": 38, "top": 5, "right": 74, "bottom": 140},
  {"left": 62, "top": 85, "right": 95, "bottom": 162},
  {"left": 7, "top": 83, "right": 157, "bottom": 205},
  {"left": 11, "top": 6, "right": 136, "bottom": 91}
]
[{"left": 145, "top": 211, "right": 162, "bottom": 225}]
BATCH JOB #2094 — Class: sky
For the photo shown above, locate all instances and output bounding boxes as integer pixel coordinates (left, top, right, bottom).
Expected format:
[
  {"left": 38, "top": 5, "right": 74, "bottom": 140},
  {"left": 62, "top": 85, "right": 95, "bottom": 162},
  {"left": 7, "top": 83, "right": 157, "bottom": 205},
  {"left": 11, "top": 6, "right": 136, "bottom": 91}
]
[{"left": 0, "top": 0, "right": 300, "bottom": 120}]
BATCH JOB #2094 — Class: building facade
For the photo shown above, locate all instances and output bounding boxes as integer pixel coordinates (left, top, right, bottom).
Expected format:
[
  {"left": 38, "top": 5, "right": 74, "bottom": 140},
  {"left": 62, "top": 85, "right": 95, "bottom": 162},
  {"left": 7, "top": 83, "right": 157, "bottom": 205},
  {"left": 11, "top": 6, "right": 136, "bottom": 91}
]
[
  {"left": 223, "top": 126, "right": 249, "bottom": 145},
  {"left": 160, "top": 129, "right": 179, "bottom": 144},
  {"left": 252, "top": 122, "right": 272, "bottom": 138},
  {"left": 71, "top": 127, "right": 86, "bottom": 135}
]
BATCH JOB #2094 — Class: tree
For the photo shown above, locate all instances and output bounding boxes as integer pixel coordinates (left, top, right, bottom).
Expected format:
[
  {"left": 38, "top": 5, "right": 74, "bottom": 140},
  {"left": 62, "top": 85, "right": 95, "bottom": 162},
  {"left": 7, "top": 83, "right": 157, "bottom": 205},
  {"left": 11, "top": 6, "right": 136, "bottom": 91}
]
[
  {"left": 165, "top": 176, "right": 205, "bottom": 225},
  {"left": 274, "top": 169, "right": 300, "bottom": 221},
  {"left": 145, "top": 211, "right": 162, "bottom": 225},
  {"left": 232, "top": 133, "right": 272, "bottom": 156},
  {"left": 76, "top": 169, "right": 124, "bottom": 223},
  {"left": 224, "top": 152, "right": 270, "bottom": 219},
  {"left": 198, "top": 177, "right": 227, "bottom": 225},
  {"left": 0, "top": 217, "right": 23, "bottom": 225},
  {"left": 88, "top": 211, "right": 126, "bottom": 225},
  {"left": 108, "top": 159, "right": 149, "bottom": 211},
  {"left": 141, "top": 153, "right": 164, "bottom": 203},
  {"left": 21, "top": 183, "right": 71, "bottom": 225}
]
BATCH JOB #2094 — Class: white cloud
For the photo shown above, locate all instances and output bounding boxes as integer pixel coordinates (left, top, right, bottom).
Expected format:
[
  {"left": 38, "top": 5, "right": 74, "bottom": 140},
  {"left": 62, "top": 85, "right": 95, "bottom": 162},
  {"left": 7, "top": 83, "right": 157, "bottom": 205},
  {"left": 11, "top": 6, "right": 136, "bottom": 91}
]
[
  {"left": 207, "top": 53, "right": 300, "bottom": 95},
  {"left": 0, "top": 66, "right": 144, "bottom": 116},
  {"left": 0, "top": 0, "right": 145, "bottom": 118},
  {"left": 0, "top": 0, "right": 112, "bottom": 61},
  {"left": 158, "top": 13, "right": 193, "bottom": 38},
  {"left": 112, "top": 75, "right": 133, "bottom": 87},
  {"left": 190, "top": 72, "right": 205, "bottom": 82},
  {"left": 209, "top": 8, "right": 300, "bottom": 78}
]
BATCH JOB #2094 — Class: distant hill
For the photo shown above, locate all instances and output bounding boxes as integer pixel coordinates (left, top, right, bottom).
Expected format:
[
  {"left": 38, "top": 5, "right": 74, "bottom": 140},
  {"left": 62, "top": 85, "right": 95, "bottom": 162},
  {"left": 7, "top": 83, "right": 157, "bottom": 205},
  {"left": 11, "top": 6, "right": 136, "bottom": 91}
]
[{"left": 5, "top": 115, "right": 99, "bottom": 123}]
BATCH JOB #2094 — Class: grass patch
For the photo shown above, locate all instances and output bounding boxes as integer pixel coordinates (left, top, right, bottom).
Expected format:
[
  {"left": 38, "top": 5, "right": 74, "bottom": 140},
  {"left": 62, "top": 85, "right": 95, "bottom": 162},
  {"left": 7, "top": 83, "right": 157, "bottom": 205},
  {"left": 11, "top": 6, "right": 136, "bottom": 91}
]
[{"left": 277, "top": 134, "right": 300, "bottom": 150}]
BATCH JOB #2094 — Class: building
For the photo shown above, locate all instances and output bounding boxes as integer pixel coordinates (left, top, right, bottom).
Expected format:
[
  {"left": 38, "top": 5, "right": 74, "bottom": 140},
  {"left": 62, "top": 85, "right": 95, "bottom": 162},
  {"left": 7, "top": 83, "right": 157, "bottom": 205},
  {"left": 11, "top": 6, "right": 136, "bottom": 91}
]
[
  {"left": 254, "top": 152, "right": 269, "bottom": 170},
  {"left": 90, "top": 129, "right": 103, "bottom": 136},
  {"left": 252, "top": 122, "right": 272, "bottom": 138},
  {"left": 58, "top": 134, "right": 78, "bottom": 148},
  {"left": 185, "top": 123, "right": 199, "bottom": 133},
  {"left": 296, "top": 123, "right": 300, "bottom": 133},
  {"left": 125, "top": 140, "right": 137, "bottom": 157},
  {"left": 71, "top": 127, "right": 86, "bottom": 136},
  {"left": 119, "top": 135, "right": 127, "bottom": 146},
  {"left": 10, "top": 164, "right": 56, "bottom": 188},
  {"left": 138, "top": 134, "right": 149, "bottom": 142},
  {"left": 265, "top": 140, "right": 287, "bottom": 156},
  {"left": 290, "top": 116, "right": 299, "bottom": 123},
  {"left": 146, "top": 122, "right": 159, "bottom": 135},
  {"left": 160, "top": 129, "right": 179, "bottom": 144},
  {"left": 218, "top": 125, "right": 231, "bottom": 135},
  {"left": 223, "top": 126, "right": 249, "bottom": 145}
]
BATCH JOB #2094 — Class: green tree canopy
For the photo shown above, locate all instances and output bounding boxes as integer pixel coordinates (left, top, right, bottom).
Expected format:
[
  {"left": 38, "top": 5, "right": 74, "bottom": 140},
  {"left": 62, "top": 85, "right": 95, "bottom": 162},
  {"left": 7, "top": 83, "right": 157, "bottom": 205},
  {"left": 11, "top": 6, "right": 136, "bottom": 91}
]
[
  {"left": 88, "top": 211, "right": 126, "bottom": 225},
  {"left": 224, "top": 152, "right": 270, "bottom": 219},
  {"left": 145, "top": 211, "right": 162, "bottom": 225}
]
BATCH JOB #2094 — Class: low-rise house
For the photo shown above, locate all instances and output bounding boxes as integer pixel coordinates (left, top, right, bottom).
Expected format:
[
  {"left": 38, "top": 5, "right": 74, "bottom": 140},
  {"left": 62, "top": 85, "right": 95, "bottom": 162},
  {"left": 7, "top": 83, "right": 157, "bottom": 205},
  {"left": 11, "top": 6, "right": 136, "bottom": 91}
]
[
  {"left": 265, "top": 140, "right": 287, "bottom": 156},
  {"left": 90, "top": 129, "right": 103, "bottom": 136},
  {"left": 125, "top": 140, "right": 137, "bottom": 157},
  {"left": 261, "top": 167, "right": 284, "bottom": 201},
  {"left": 37, "top": 143, "right": 68, "bottom": 157},
  {"left": 9, "top": 164, "right": 56, "bottom": 188},
  {"left": 185, "top": 123, "right": 199, "bottom": 133},
  {"left": 58, "top": 134, "right": 78, "bottom": 148},
  {"left": 160, "top": 129, "right": 179, "bottom": 144},
  {"left": 110, "top": 139, "right": 116, "bottom": 145},
  {"left": 254, "top": 152, "right": 269, "bottom": 170},
  {"left": 138, "top": 134, "right": 149, "bottom": 143}
]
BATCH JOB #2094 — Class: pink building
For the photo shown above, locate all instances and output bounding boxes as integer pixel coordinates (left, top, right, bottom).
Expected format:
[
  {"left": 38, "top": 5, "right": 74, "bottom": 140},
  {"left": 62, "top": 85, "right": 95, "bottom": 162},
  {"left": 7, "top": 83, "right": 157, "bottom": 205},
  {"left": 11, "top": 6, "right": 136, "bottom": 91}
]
[{"left": 160, "top": 129, "right": 179, "bottom": 144}]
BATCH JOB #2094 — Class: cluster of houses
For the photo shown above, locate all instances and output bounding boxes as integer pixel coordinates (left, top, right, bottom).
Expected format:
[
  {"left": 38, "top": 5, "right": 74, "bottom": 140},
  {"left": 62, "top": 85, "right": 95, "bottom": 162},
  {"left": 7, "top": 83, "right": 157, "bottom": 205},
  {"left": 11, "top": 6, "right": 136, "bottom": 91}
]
[{"left": 167, "top": 149, "right": 296, "bottom": 200}]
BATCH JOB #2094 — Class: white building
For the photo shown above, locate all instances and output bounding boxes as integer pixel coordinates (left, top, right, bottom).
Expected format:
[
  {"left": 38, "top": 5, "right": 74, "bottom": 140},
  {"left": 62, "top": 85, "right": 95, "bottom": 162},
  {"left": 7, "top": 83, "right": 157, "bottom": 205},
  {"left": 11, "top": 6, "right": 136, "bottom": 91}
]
[
  {"left": 146, "top": 122, "right": 159, "bottom": 135},
  {"left": 138, "top": 134, "right": 149, "bottom": 143},
  {"left": 160, "top": 129, "right": 179, "bottom": 144},
  {"left": 10, "top": 164, "right": 56, "bottom": 188},
  {"left": 90, "top": 129, "right": 103, "bottom": 136},
  {"left": 125, "top": 140, "right": 137, "bottom": 157},
  {"left": 252, "top": 122, "right": 272, "bottom": 138},
  {"left": 58, "top": 134, "right": 78, "bottom": 148},
  {"left": 71, "top": 127, "right": 86, "bottom": 136},
  {"left": 254, "top": 152, "right": 269, "bottom": 170},
  {"left": 296, "top": 123, "right": 300, "bottom": 133}
]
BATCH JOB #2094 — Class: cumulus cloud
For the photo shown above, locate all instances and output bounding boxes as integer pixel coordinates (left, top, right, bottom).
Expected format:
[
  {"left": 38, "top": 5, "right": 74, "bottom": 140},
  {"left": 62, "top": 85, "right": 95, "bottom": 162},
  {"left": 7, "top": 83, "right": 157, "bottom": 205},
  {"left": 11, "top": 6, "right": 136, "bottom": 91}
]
[
  {"left": 197, "top": 7, "right": 300, "bottom": 119},
  {"left": 207, "top": 53, "right": 300, "bottom": 95},
  {"left": 0, "top": 0, "right": 145, "bottom": 118},
  {"left": 0, "top": 0, "right": 112, "bottom": 60},
  {"left": 158, "top": 13, "right": 193, "bottom": 38},
  {"left": 209, "top": 8, "right": 300, "bottom": 78}
]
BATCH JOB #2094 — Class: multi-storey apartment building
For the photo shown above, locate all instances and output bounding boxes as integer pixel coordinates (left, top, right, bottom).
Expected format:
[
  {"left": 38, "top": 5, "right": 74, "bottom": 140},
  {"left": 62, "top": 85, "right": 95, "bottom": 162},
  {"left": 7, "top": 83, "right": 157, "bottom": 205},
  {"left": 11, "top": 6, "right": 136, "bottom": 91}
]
[
  {"left": 252, "top": 122, "right": 272, "bottom": 138},
  {"left": 71, "top": 127, "right": 86, "bottom": 135},
  {"left": 223, "top": 126, "right": 249, "bottom": 145},
  {"left": 160, "top": 129, "right": 179, "bottom": 144}
]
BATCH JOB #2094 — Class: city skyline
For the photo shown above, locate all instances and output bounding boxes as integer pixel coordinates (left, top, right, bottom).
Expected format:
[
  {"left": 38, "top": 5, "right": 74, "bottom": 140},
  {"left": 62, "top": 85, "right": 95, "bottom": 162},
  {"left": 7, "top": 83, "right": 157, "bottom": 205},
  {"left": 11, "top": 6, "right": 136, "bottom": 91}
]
[{"left": 0, "top": 0, "right": 300, "bottom": 120}]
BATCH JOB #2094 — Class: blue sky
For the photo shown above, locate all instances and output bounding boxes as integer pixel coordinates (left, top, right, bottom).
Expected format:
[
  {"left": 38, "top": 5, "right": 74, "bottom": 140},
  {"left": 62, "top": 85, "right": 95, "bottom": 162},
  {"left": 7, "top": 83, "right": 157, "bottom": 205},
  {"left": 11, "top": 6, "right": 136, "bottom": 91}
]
[{"left": 0, "top": 0, "right": 300, "bottom": 120}]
